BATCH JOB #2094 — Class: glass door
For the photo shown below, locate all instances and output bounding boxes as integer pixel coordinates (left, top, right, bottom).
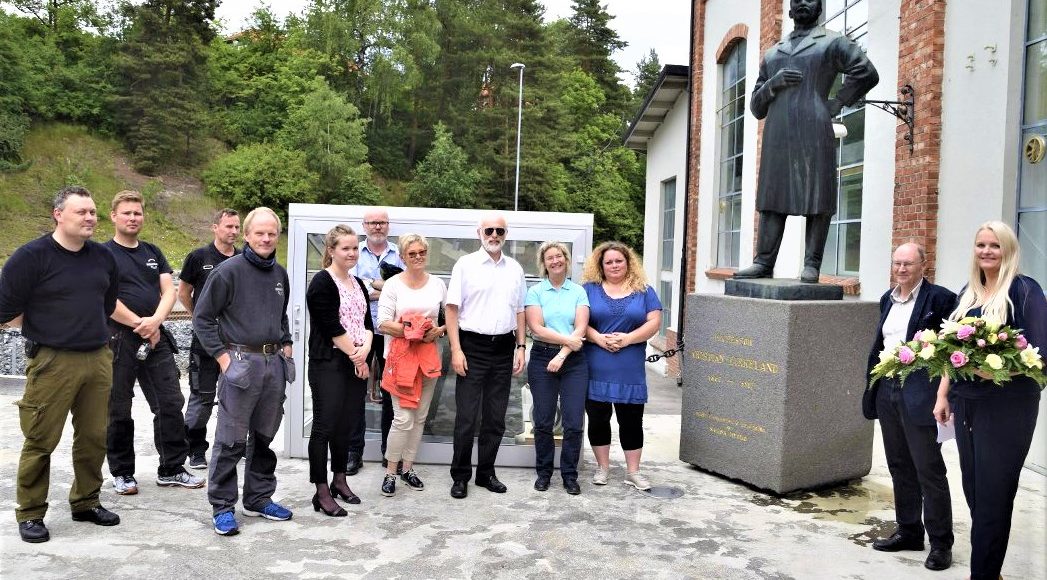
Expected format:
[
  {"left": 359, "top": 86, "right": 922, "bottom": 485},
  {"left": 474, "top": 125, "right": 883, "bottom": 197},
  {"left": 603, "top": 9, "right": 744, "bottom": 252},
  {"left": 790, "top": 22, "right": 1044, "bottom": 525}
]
[{"left": 284, "top": 205, "right": 594, "bottom": 466}]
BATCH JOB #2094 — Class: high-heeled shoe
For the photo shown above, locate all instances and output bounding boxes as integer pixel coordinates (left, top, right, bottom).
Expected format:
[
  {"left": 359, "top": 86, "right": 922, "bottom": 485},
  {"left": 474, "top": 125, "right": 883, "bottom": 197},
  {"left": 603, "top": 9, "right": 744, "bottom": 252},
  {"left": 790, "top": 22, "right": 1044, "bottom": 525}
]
[
  {"left": 330, "top": 481, "right": 361, "bottom": 505},
  {"left": 312, "top": 493, "right": 347, "bottom": 517}
]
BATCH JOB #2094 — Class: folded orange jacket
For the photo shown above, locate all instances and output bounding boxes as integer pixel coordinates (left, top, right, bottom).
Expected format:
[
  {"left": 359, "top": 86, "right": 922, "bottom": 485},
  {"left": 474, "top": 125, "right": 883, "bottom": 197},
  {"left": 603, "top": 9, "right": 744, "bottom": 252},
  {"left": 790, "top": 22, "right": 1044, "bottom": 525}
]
[{"left": 382, "top": 314, "right": 442, "bottom": 409}]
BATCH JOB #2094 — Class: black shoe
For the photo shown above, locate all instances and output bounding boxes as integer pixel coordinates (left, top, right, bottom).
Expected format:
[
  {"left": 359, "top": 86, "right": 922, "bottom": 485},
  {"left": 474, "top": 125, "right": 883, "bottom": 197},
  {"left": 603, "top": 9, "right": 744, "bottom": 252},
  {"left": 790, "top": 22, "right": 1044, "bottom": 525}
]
[
  {"left": 330, "top": 481, "right": 361, "bottom": 505},
  {"left": 477, "top": 476, "right": 507, "bottom": 493},
  {"left": 188, "top": 452, "right": 208, "bottom": 470},
  {"left": 563, "top": 479, "right": 581, "bottom": 495},
  {"left": 450, "top": 480, "right": 468, "bottom": 499},
  {"left": 924, "top": 548, "right": 952, "bottom": 571},
  {"left": 534, "top": 476, "right": 550, "bottom": 491},
  {"left": 381, "top": 475, "right": 397, "bottom": 497},
  {"left": 18, "top": 519, "right": 49, "bottom": 543},
  {"left": 733, "top": 263, "right": 773, "bottom": 279},
  {"left": 800, "top": 266, "right": 820, "bottom": 283},
  {"left": 311, "top": 493, "right": 347, "bottom": 517},
  {"left": 71, "top": 505, "right": 120, "bottom": 526},
  {"left": 346, "top": 452, "right": 363, "bottom": 476},
  {"left": 400, "top": 469, "right": 424, "bottom": 490},
  {"left": 872, "top": 532, "right": 924, "bottom": 552}
]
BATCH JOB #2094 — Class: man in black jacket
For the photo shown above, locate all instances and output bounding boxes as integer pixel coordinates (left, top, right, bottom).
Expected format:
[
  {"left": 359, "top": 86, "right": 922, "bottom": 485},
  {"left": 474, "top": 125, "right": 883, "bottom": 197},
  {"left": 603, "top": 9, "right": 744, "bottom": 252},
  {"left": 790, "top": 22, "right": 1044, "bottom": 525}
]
[
  {"left": 863, "top": 242, "right": 956, "bottom": 571},
  {"left": 0, "top": 186, "right": 121, "bottom": 542}
]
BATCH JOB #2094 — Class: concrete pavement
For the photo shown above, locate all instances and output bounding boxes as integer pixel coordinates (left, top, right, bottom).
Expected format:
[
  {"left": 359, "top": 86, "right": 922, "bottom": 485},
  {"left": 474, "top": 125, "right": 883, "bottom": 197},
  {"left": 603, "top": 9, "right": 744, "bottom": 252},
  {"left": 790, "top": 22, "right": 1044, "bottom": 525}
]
[{"left": 0, "top": 372, "right": 1044, "bottom": 579}]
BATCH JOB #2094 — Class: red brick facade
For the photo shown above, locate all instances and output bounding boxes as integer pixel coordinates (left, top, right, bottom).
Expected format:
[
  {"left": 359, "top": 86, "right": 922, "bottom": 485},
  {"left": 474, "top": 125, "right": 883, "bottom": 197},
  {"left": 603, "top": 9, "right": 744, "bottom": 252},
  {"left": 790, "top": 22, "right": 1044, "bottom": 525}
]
[
  {"left": 892, "top": 0, "right": 947, "bottom": 282},
  {"left": 684, "top": 0, "right": 707, "bottom": 298},
  {"left": 715, "top": 24, "right": 749, "bottom": 64}
]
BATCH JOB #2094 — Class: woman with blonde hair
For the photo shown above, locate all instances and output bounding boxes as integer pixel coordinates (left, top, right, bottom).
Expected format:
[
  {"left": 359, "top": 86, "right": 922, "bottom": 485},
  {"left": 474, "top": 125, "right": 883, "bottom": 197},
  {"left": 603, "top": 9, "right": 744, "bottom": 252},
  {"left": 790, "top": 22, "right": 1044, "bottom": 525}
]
[
  {"left": 581, "top": 241, "right": 661, "bottom": 491},
  {"left": 932, "top": 221, "right": 1045, "bottom": 580},
  {"left": 306, "top": 224, "right": 373, "bottom": 516},
  {"left": 525, "top": 241, "right": 590, "bottom": 494}
]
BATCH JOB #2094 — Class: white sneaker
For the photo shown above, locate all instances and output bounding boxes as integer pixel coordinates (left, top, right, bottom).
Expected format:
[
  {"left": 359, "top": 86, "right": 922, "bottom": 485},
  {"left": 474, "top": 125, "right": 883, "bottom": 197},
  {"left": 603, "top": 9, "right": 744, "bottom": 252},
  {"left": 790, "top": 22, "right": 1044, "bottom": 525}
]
[
  {"left": 113, "top": 475, "right": 139, "bottom": 495},
  {"left": 624, "top": 471, "right": 651, "bottom": 491},
  {"left": 156, "top": 471, "right": 205, "bottom": 488},
  {"left": 592, "top": 466, "right": 609, "bottom": 485}
]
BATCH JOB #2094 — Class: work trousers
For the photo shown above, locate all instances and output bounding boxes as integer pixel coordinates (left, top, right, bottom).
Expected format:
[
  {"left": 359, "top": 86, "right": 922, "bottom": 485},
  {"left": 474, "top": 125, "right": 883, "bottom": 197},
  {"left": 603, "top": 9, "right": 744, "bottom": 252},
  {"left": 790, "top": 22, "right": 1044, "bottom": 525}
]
[
  {"left": 307, "top": 353, "right": 366, "bottom": 483},
  {"left": 107, "top": 327, "right": 188, "bottom": 477},
  {"left": 450, "top": 330, "right": 515, "bottom": 483},
  {"left": 209, "top": 351, "right": 291, "bottom": 515},
  {"left": 528, "top": 345, "right": 588, "bottom": 481},
  {"left": 385, "top": 375, "right": 438, "bottom": 464},
  {"left": 15, "top": 346, "right": 111, "bottom": 522},
  {"left": 876, "top": 380, "right": 953, "bottom": 549},
  {"left": 185, "top": 333, "right": 220, "bottom": 456},
  {"left": 953, "top": 391, "right": 1040, "bottom": 580}
]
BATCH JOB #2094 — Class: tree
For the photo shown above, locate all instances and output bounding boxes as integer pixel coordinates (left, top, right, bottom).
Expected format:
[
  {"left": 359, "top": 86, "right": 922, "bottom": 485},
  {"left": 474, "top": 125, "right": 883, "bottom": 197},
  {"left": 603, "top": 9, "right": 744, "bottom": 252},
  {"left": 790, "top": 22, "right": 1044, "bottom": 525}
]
[
  {"left": 406, "top": 122, "right": 480, "bottom": 208},
  {"left": 202, "top": 143, "right": 318, "bottom": 220},
  {"left": 277, "top": 77, "right": 375, "bottom": 203},
  {"left": 632, "top": 48, "right": 661, "bottom": 107},
  {"left": 566, "top": 0, "right": 629, "bottom": 114}
]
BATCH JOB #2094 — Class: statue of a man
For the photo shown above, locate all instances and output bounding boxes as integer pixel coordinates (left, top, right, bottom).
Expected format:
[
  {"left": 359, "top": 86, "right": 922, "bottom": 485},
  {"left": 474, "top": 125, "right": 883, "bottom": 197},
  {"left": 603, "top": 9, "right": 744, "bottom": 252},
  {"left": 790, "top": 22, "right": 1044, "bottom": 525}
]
[{"left": 734, "top": 0, "right": 879, "bottom": 283}]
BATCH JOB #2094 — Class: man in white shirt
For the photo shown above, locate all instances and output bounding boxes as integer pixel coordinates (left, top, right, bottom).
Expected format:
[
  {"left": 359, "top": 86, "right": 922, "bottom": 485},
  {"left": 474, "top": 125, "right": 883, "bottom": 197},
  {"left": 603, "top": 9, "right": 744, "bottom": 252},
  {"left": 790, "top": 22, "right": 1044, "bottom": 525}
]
[{"left": 445, "top": 213, "right": 527, "bottom": 498}]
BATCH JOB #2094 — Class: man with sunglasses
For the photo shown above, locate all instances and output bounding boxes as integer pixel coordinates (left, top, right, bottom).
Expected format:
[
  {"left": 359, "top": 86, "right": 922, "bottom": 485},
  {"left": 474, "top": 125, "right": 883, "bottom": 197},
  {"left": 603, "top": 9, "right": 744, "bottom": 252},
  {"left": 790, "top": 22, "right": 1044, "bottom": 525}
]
[
  {"left": 446, "top": 214, "right": 527, "bottom": 498},
  {"left": 348, "top": 208, "right": 405, "bottom": 475}
]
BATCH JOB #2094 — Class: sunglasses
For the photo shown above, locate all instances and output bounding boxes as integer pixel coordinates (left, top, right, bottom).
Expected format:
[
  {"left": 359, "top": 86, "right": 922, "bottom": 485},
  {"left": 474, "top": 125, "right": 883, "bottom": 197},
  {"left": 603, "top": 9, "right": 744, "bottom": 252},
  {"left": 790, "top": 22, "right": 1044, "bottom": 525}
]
[
  {"left": 406, "top": 250, "right": 428, "bottom": 259},
  {"left": 483, "top": 227, "right": 507, "bottom": 237}
]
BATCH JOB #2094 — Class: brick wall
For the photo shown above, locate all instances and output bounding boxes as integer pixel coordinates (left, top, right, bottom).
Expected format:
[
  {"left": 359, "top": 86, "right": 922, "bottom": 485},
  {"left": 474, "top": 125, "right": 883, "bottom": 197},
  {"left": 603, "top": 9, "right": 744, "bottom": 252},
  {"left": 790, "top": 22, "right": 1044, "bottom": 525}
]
[
  {"left": 685, "top": 0, "right": 706, "bottom": 297},
  {"left": 892, "top": 0, "right": 947, "bottom": 282}
]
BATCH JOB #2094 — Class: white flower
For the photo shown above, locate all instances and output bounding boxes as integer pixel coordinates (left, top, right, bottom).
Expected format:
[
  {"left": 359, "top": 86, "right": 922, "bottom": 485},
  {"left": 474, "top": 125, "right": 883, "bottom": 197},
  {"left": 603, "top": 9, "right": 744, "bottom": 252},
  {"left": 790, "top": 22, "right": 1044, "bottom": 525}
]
[
  {"left": 919, "top": 345, "right": 935, "bottom": 360},
  {"left": 1020, "top": 346, "right": 1043, "bottom": 370}
]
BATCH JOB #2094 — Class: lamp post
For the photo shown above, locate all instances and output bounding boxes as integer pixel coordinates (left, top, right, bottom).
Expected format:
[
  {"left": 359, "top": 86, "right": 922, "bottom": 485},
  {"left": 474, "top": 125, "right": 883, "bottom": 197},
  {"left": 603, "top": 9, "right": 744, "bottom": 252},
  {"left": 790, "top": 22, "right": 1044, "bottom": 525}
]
[{"left": 510, "top": 62, "right": 525, "bottom": 211}]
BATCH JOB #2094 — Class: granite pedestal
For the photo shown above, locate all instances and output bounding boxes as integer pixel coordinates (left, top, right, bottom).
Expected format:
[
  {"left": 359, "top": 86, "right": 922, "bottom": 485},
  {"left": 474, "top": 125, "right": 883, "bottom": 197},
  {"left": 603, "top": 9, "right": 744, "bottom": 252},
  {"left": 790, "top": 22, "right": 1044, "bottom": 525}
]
[{"left": 679, "top": 291, "right": 879, "bottom": 493}]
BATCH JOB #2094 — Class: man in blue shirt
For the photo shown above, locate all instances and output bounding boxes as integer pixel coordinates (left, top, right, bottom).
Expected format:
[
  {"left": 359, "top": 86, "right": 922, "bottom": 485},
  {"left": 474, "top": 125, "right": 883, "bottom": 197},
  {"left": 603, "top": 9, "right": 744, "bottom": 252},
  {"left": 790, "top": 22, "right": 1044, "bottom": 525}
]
[{"left": 348, "top": 208, "right": 405, "bottom": 474}]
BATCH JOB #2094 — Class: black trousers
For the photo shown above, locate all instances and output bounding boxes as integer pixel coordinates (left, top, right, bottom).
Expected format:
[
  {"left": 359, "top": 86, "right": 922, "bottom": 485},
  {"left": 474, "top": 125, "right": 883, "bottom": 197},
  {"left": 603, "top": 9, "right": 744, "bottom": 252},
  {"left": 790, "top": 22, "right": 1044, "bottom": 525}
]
[
  {"left": 185, "top": 333, "right": 220, "bottom": 456},
  {"left": 753, "top": 211, "right": 831, "bottom": 270},
  {"left": 107, "top": 326, "right": 188, "bottom": 477},
  {"left": 348, "top": 335, "right": 392, "bottom": 456},
  {"left": 308, "top": 353, "right": 366, "bottom": 483},
  {"left": 450, "top": 330, "right": 515, "bottom": 483},
  {"left": 876, "top": 380, "right": 953, "bottom": 549},
  {"left": 585, "top": 400, "right": 645, "bottom": 450},
  {"left": 953, "top": 391, "right": 1040, "bottom": 580}
]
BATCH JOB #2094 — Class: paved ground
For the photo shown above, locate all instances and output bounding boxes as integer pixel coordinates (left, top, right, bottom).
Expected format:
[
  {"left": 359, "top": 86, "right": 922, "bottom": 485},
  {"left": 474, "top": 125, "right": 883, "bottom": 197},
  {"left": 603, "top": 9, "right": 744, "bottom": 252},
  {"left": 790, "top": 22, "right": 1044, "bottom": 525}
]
[{"left": 0, "top": 371, "right": 1043, "bottom": 579}]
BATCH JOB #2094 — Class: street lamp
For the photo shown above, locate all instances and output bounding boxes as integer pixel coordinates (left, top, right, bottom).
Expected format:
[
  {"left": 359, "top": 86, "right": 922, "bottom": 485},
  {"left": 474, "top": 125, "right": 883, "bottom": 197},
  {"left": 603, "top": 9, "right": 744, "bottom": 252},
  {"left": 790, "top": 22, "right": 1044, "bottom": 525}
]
[{"left": 510, "top": 62, "right": 525, "bottom": 211}]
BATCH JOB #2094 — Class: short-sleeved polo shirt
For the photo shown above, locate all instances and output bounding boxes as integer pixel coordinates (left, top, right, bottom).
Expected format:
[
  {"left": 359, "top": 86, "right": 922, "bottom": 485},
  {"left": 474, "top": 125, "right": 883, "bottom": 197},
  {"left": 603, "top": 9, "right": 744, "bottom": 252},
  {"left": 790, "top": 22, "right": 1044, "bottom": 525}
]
[{"left": 524, "top": 278, "right": 589, "bottom": 336}]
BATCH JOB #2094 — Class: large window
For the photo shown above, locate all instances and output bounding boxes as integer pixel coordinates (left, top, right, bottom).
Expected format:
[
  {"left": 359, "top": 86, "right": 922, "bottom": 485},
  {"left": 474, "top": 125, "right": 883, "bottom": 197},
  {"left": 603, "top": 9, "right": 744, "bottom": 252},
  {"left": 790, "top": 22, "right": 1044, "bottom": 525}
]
[
  {"left": 716, "top": 40, "right": 746, "bottom": 267},
  {"left": 1018, "top": 0, "right": 1046, "bottom": 284},
  {"left": 659, "top": 178, "right": 676, "bottom": 337},
  {"left": 823, "top": 0, "right": 868, "bottom": 277}
]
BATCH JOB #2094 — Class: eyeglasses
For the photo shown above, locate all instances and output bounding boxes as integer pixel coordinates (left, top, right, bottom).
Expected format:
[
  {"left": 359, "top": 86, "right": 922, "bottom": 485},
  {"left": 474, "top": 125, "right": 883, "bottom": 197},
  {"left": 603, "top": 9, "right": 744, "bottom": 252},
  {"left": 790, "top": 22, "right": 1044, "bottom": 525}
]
[
  {"left": 483, "top": 227, "right": 506, "bottom": 237},
  {"left": 364, "top": 220, "right": 388, "bottom": 227},
  {"left": 406, "top": 250, "right": 428, "bottom": 259},
  {"left": 891, "top": 261, "right": 922, "bottom": 268}
]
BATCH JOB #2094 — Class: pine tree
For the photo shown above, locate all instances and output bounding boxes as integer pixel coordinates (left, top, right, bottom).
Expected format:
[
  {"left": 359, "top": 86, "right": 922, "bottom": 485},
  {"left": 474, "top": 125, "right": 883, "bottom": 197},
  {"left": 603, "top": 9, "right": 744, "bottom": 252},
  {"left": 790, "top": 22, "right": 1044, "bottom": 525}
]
[
  {"left": 406, "top": 122, "right": 480, "bottom": 208},
  {"left": 566, "top": 0, "right": 629, "bottom": 115}
]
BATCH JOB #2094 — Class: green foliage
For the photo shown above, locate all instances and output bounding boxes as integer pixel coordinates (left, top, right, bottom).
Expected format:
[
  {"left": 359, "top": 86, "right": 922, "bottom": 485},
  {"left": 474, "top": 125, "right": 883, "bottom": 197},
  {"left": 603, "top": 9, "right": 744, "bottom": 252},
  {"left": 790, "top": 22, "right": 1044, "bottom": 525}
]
[
  {"left": 0, "top": 110, "right": 30, "bottom": 170},
  {"left": 406, "top": 123, "right": 480, "bottom": 209},
  {"left": 202, "top": 142, "right": 318, "bottom": 221},
  {"left": 632, "top": 48, "right": 661, "bottom": 108}
]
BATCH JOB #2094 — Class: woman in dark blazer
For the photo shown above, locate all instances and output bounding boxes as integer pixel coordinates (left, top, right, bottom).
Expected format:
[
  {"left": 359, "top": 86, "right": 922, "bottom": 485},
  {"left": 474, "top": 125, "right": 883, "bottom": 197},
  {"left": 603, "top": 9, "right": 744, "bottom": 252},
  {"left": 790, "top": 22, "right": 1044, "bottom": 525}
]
[
  {"left": 306, "top": 224, "right": 373, "bottom": 516},
  {"left": 933, "top": 221, "right": 1046, "bottom": 580}
]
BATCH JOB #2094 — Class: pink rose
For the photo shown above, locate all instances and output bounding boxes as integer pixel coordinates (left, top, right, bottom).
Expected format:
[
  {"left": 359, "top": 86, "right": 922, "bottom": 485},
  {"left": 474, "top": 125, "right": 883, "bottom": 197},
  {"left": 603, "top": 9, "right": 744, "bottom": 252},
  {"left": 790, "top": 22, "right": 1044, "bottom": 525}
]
[
  {"left": 898, "top": 346, "right": 916, "bottom": 365},
  {"left": 998, "top": 332, "right": 1008, "bottom": 341},
  {"left": 1016, "top": 335, "right": 1028, "bottom": 349},
  {"left": 976, "top": 339, "right": 986, "bottom": 348},
  {"left": 950, "top": 351, "right": 968, "bottom": 368},
  {"left": 956, "top": 325, "right": 976, "bottom": 340}
]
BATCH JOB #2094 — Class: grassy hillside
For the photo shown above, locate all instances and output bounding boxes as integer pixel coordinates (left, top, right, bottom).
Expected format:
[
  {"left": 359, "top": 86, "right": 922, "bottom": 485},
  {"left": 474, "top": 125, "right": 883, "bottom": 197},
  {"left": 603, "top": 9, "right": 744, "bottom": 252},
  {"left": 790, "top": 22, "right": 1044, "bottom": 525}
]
[{"left": 0, "top": 124, "right": 223, "bottom": 267}]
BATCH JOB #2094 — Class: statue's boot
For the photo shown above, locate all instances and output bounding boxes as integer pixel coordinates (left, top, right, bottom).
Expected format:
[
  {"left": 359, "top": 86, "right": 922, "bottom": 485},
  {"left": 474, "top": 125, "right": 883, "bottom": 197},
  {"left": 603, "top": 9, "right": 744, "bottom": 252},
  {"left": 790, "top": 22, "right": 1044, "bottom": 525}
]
[
  {"left": 734, "top": 263, "right": 774, "bottom": 278},
  {"left": 734, "top": 211, "right": 787, "bottom": 279},
  {"left": 801, "top": 214, "right": 831, "bottom": 283}
]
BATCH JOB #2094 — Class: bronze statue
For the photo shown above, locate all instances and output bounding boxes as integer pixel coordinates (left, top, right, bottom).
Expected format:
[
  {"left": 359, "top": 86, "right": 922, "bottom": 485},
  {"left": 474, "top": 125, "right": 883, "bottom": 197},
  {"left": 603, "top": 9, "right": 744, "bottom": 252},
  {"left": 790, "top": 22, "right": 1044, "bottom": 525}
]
[{"left": 734, "top": 0, "right": 879, "bottom": 283}]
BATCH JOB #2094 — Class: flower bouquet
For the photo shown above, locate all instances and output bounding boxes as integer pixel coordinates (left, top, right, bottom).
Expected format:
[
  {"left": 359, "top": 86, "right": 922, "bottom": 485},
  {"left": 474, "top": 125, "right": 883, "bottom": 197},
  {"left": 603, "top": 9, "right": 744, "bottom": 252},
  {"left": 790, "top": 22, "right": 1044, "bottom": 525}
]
[
  {"left": 926, "top": 317, "right": 1045, "bottom": 388},
  {"left": 868, "top": 329, "right": 940, "bottom": 388}
]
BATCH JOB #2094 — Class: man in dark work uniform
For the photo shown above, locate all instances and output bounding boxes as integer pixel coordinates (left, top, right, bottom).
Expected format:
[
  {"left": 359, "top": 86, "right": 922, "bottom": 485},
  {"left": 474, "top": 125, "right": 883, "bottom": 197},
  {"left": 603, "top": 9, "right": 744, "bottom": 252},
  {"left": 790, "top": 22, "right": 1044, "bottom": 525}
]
[
  {"left": 105, "top": 190, "right": 204, "bottom": 496},
  {"left": 0, "top": 186, "right": 122, "bottom": 543}
]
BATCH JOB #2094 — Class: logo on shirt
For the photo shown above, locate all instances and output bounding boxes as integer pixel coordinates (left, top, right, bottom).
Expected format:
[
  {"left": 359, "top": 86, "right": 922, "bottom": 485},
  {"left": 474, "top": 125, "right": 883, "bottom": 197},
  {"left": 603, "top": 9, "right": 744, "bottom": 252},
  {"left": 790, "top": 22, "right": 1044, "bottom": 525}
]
[
  {"left": 275, "top": 282, "right": 284, "bottom": 297},
  {"left": 146, "top": 258, "right": 159, "bottom": 270},
  {"left": 203, "top": 264, "right": 214, "bottom": 270}
]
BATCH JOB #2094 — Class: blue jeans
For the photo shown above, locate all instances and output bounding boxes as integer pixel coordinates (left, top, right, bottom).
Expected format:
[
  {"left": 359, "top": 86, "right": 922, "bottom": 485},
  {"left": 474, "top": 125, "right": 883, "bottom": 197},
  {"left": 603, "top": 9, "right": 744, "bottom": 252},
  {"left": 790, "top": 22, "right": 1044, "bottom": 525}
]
[{"left": 528, "top": 345, "right": 588, "bottom": 481}]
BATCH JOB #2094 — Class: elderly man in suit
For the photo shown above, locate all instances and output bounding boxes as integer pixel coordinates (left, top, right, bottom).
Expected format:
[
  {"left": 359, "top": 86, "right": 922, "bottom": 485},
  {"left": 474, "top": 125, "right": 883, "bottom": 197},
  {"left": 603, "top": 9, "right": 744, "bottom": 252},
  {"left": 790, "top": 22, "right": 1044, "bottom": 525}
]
[{"left": 863, "top": 242, "right": 956, "bottom": 571}]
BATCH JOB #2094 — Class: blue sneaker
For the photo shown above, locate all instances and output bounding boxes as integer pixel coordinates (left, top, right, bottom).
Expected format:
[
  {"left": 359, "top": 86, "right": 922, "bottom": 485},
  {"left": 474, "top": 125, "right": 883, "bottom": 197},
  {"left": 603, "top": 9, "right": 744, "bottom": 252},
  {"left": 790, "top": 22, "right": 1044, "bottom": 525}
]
[
  {"left": 213, "top": 512, "right": 239, "bottom": 536},
  {"left": 242, "top": 501, "right": 293, "bottom": 521}
]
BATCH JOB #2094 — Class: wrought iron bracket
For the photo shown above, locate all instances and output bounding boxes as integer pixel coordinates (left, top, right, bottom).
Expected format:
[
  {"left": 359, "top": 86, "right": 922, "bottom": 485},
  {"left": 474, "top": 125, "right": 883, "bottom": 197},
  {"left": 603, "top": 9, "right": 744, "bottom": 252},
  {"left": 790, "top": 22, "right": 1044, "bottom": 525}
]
[{"left": 860, "top": 84, "right": 916, "bottom": 155}]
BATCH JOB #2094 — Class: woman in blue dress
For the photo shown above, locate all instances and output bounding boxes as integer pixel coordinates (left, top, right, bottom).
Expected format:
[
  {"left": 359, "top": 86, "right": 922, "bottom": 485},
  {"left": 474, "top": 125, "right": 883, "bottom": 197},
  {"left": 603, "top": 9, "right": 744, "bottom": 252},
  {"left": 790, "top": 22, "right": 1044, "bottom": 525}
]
[
  {"left": 933, "top": 221, "right": 1045, "bottom": 580},
  {"left": 581, "top": 241, "right": 662, "bottom": 491}
]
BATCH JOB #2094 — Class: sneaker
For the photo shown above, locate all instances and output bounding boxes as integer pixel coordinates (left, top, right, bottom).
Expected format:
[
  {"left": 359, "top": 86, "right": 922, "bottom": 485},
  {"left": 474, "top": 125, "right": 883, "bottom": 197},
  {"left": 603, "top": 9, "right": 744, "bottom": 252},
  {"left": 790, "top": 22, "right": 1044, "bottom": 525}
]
[
  {"left": 213, "top": 512, "right": 239, "bottom": 536},
  {"left": 400, "top": 469, "right": 424, "bottom": 491},
  {"left": 156, "top": 470, "right": 205, "bottom": 488},
  {"left": 624, "top": 471, "right": 651, "bottom": 491},
  {"left": 243, "top": 501, "right": 293, "bottom": 521},
  {"left": 113, "top": 475, "right": 139, "bottom": 495},
  {"left": 381, "top": 475, "right": 397, "bottom": 497},
  {"left": 188, "top": 452, "right": 207, "bottom": 470},
  {"left": 591, "top": 467, "right": 609, "bottom": 486}
]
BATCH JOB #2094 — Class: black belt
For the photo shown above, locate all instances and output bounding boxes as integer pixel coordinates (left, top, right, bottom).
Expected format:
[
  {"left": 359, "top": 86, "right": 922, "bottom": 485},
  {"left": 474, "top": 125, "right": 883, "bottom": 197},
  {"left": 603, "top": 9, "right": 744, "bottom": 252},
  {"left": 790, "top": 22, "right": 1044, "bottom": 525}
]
[
  {"left": 226, "top": 342, "right": 281, "bottom": 355},
  {"left": 531, "top": 340, "right": 559, "bottom": 350},
  {"left": 460, "top": 330, "right": 514, "bottom": 341}
]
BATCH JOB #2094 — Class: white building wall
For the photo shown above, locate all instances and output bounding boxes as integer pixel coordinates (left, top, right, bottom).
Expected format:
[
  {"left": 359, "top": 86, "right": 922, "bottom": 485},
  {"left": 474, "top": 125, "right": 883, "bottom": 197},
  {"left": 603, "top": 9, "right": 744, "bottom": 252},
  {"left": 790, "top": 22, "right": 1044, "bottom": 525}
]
[{"left": 694, "top": 0, "right": 762, "bottom": 294}]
